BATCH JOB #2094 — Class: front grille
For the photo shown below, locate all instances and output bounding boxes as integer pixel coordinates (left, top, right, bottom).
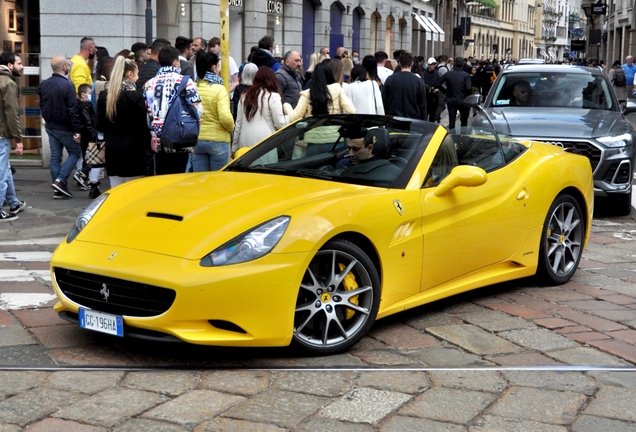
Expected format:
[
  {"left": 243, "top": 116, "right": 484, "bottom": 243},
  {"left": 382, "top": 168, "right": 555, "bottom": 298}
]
[
  {"left": 54, "top": 268, "right": 176, "bottom": 317},
  {"left": 531, "top": 139, "right": 602, "bottom": 171},
  {"left": 602, "top": 160, "right": 632, "bottom": 184}
]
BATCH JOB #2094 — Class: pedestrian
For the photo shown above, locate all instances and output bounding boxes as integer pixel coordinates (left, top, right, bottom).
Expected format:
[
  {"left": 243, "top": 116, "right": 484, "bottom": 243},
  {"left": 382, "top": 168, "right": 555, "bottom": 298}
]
[
  {"left": 69, "top": 37, "right": 97, "bottom": 92},
  {"left": 284, "top": 63, "right": 356, "bottom": 122},
  {"left": 209, "top": 37, "right": 240, "bottom": 93},
  {"left": 623, "top": 56, "right": 636, "bottom": 96},
  {"left": 39, "top": 55, "right": 83, "bottom": 199},
  {"left": 375, "top": 51, "right": 393, "bottom": 84},
  {"left": 232, "top": 62, "right": 257, "bottom": 120},
  {"left": 382, "top": 52, "right": 427, "bottom": 120},
  {"left": 189, "top": 36, "right": 207, "bottom": 79},
  {"left": 136, "top": 38, "right": 170, "bottom": 91},
  {"left": 276, "top": 50, "right": 303, "bottom": 108},
  {"left": 192, "top": 51, "right": 235, "bottom": 172},
  {"left": 73, "top": 84, "right": 94, "bottom": 192},
  {"left": 435, "top": 55, "right": 450, "bottom": 123},
  {"left": 131, "top": 42, "right": 148, "bottom": 71},
  {"left": 144, "top": 46, "right": 202, "bottom": 175},
  {"left": 423, "top": 57, "right": 441, "bottom": 123},
  {"left": 97, "top": 56, "right": 151, "bottom": 188},
  {"left": 232, "top": 67, "right": 288, "bottom": 163},
  {"left": 362, "top": 55, "right": 383, "bottom": 88},
  {"left": 440, "top": 57, "right": 472, "bottom": 129},
  {"left": 251, "top": 35, "right": 280, "bottom": 71},
  {"left": 609, "top": 60, "right": 627, "bottom": 100},
  {"left": 175, "top": 36, "right": 194, "bottom": 78},
  {"left": 0, "top": 51, "right": 24, "bottom": 221},
  {"left": 345, "top": 65, "right": 384, "bottom": 115},
  {"left": 341, "top": 50, "right": 353, "bottom": 82}
]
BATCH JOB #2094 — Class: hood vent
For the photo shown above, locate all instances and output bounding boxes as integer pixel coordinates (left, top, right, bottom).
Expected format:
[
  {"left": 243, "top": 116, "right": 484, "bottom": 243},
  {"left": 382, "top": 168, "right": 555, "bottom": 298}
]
[{"left": 147, "top": 212, "right": 183, "bottom": 222}]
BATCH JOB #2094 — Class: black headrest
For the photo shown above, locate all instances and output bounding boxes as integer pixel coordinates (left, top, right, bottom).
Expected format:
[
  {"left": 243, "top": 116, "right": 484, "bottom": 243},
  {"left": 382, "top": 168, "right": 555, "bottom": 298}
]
[
  {"left": 368, "top": 128, "right": 390, "bottom": 159},
  {"left": 339, "top": 125, "right": 368, "bottom": 139}
]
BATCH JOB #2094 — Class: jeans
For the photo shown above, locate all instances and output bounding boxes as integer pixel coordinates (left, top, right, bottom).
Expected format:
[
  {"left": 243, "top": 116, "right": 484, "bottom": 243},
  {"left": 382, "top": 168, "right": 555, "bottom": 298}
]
[
  {"left": 47, "top": 128, "right": 82, "bottom": 184},
  {"left": 0, "top": 138, "right": 10, "bottom": 206},
  {"left": 192, "top": 140, "right": 230, "bottom": 172},
  {"left": 4, "top": 166, "right": 18, "bottom": 208}
]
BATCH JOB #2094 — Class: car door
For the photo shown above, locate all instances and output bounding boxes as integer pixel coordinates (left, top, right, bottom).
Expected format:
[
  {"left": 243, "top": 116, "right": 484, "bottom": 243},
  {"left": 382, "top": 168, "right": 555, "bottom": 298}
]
[{"left": 419, "top": 131, "right": 530, "bottom": 291}]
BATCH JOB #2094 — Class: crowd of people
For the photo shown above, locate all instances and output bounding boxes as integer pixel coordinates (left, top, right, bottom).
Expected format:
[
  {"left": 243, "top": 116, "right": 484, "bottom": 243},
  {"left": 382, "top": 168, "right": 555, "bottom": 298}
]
[{"left": 2, "top": 32, "right": 636, "bottom": 221}]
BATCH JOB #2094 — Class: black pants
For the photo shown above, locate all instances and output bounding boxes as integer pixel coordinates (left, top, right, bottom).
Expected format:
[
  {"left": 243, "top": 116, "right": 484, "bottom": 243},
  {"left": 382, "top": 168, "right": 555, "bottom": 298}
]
[
  {"left": 447, "top": 103, "right": 470, "bottom": 130},
  {"left": 427, "top": 93, "right": 438, "bottom": 123},
  {"left": 155, "top": 151, "right": 189, "bottom": 175}
]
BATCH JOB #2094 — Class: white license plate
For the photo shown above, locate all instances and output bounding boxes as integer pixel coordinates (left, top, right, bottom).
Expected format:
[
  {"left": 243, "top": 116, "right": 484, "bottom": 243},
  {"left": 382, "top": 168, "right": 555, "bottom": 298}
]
[{"left": 79, "top": 308, "right": 124, "bottom": 337}]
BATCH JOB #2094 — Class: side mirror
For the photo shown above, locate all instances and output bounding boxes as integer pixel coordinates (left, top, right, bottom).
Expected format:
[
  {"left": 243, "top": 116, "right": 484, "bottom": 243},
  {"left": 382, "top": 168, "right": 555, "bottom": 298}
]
[
  {"left": 464, "top": 93, "right": 482, "bottom": 109},
  {"left": 434, "top": 165, "right": 488, "bottom": 197},
  {"left": 623, "top": 97, "right": 636, "bottom": 116},
  {"left": 233, "top": 147, "right": 250, "bottom": 160}
]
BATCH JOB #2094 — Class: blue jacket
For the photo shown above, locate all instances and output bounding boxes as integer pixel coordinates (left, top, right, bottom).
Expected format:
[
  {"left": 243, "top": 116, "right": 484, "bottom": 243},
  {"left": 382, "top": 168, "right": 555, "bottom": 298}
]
[{"left": 38, "top": 73, "right": 82, "bottom": 132}]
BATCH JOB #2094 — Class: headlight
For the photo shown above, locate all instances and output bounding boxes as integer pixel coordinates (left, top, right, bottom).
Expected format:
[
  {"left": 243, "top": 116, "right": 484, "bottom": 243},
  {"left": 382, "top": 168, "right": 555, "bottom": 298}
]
[
  {"left": 200, "top": 216, "right": 290, "bottom": 267},
  {"left": 66, "top": 194, "right": 109, "bottom": 243},
  {"left": 597, "top": 133, "right": 632, "bottom": 148}
]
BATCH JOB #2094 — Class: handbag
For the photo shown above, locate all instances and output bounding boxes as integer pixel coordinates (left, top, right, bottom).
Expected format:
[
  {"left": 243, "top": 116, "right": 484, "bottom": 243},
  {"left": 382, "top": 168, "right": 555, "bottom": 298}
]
[{"left": 86, "top": 140, "right": 106, "bottom": 167}]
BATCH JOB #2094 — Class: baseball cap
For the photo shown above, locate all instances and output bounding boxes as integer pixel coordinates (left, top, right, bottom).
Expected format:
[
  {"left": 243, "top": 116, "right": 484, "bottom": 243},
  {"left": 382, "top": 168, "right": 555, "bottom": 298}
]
[{"left": 427, "top": 57, "right": 438, "bottom": 65}]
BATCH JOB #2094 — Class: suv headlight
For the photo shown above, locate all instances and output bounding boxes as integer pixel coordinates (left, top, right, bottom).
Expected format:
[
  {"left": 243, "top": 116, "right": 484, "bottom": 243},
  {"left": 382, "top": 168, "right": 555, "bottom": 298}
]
[
  {"left": 200, "top": 216, "right": 290, "bottom": 266},
  {"left": 597, "top": 133, "right": 632, "bottom": 148},
  {"left": 66, "top": 194, "right": 109, "bottom": 243}
]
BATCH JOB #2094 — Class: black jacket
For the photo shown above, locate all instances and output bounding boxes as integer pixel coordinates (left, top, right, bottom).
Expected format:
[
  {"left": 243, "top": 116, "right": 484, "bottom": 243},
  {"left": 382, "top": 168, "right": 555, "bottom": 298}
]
[
  {"left": 276, "top": 64, "right": 302, "bottom": 108},
  {"left": 96, "top": 88, "right": 151, "bottom": 177},
  {"left": 381, "top": 72, "right": 427, "bottom": 120},
  {"left": 251, "top": 49, "right": 280, "bottom": 71},
  {"left": 38, "top": 73, "right": 82, "bottom": 132},
  {"left": 440, "top": 69, "right": 472, "bottom": 105},
  {"left": 78, "top": 100, "right": 98, "bottom": 144},
  {"left": 136, "top": 58, "right": 161, "bottom": 92}
]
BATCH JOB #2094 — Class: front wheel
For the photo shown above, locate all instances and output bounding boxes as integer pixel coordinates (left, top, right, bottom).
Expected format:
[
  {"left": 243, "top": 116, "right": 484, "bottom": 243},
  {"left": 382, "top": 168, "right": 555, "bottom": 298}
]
[
  {"left": 293, "top": 239, "right": 380, "bottom": 355},
  {"left": 537, "top": 194, "right": 584, "bottom": 285}
]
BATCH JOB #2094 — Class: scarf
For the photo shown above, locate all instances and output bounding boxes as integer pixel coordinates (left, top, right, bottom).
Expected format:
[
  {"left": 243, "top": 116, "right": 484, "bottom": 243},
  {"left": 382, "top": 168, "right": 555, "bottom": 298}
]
[
  {"left": 203, "top": 71, "right": 224, "bottom": 86},
  {"left": 121, "top": 79, "right": 136, "bottom": 92}
]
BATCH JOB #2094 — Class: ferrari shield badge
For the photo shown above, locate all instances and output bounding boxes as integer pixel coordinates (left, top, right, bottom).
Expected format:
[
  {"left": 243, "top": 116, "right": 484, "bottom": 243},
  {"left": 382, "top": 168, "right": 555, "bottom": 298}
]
[{"left": 393, "top": 200, "right": 404, "bottom": 216}]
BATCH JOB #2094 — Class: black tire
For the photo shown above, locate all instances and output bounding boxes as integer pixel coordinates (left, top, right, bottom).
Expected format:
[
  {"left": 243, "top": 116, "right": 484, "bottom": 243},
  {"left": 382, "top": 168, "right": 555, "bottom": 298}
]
[
  {"left": 292, "top": 239, "right": 380, "bottom": 355},
  {"left": 609, "top": 190, "right": 633, "bottom": 216},
  {"left": 537, "top": 193, "right": 584, "bottom": 285}
]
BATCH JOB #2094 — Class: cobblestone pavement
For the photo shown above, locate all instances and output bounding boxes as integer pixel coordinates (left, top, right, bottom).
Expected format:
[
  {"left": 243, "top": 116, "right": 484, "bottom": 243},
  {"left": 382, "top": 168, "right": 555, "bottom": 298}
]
[{"left": 1, "top": 167, "right": 636, "bottom": 431}]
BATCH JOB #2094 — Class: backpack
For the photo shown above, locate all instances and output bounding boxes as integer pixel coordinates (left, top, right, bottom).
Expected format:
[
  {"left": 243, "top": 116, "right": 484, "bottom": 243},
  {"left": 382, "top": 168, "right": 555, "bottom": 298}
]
[
  {"left": 160, "top": 76, "right": 200, "bottom": 150},
  {"left": 614, "top": 67, "right": 626, "bottom": 87}
]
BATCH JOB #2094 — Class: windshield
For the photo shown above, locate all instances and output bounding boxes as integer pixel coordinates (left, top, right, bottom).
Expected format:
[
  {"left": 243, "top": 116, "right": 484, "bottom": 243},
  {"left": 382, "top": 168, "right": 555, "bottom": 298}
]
[
  {"left": 225, "top": 115, "right": 439, "bottom": 189},
  {"left": 489, "top": 71, "right": 615, "bottom": 110}
]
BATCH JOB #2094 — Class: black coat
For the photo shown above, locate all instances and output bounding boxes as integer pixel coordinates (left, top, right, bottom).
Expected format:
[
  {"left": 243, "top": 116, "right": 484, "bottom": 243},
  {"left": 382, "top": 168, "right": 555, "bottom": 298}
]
[
  {"left": 38, "top": 73, "right": 82, "bottom": 132},
  {"left": 136, "top": 59, "right": 161, "bottom": 92},
  {"left": 440, "top": 69, "right": 472, "bottom": 105},
  {"left": 96, "top": 88, "right": 151, "bottom": 177}
]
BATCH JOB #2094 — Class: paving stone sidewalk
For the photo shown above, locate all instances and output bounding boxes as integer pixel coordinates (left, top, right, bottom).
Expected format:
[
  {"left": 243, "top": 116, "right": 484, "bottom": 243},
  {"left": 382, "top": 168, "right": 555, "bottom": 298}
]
[{"left": 0, "top": 167, "right": 635, "bottom": 430}]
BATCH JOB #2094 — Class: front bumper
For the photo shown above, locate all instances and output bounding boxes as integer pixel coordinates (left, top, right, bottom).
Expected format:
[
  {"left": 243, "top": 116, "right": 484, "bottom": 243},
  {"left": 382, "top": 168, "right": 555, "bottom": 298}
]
[{"left": 51, "top": 239, "right": 313, "bottom": 347}]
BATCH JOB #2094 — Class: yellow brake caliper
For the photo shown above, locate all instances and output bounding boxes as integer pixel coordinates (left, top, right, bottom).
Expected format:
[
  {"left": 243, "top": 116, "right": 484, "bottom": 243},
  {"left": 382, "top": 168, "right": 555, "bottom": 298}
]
[{"left": 338, "top": 263, "right": 359, "bottom": 319}]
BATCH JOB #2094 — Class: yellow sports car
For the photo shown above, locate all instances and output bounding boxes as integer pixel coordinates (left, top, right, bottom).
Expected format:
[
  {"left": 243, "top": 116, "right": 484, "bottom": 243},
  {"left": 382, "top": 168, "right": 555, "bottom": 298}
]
[{"left": 51, "top": 115, "right": 593, "bottom": 355}]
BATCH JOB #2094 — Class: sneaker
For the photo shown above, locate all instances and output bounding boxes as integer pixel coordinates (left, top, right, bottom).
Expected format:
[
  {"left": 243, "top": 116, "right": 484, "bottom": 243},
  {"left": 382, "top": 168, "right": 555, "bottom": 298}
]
[
  {"left": 53, "top": 191, "right": 66, "bottom": 199},
  {"left": 73, "top": 171, "right": 90, "bottom": 191},
  {"left": 8, "top": 200, "right": 26, "bottom": 215},
  {"left": 0, "top": 210, "right": 18, "bottom": 222},
  {"left": 52, "top": 180, "right": 73, "bottom": 197}
]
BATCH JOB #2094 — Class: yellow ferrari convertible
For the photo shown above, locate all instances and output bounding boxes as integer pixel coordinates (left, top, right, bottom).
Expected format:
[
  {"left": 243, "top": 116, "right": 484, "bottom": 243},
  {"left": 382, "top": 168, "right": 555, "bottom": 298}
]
[{"left": 51, "top": 115, "right": 593, "bottom": 355}]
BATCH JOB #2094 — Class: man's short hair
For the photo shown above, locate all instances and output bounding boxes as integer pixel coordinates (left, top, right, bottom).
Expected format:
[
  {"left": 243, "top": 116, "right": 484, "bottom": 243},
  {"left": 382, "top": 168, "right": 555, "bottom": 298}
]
[
  {"left": 80, "top": 37, "right": 95, "bottom": 51},
  {"left": 150, "top": 39, "right": 170, "bottom": 55},
  {"left": 454, "top": 57, "right": 465, "bottom": 68},
  {"left": 438, "top": 54, "right": 449, "bottom": 62},
  {"left": 0, "top": 51, "right": 17, "bottom": 66},
  {"left": 374, "top": 51, "right": 389, "bottom": 62},
  {"left": 194, "top": 37, "right": 208, "bottom": 50},
  {"left": 77, "top": 83, "right": 92, "bottom": 96},
  {"left": 258, "top": 35, "right": 274, "bottom": 50},
  {"left": 175, "top": 36, "right": 193, "bottom": 54},
  {"left": 158, "top": 46, "right": 180, "bottom": 67},
  {"left": 283, "top": 50, "right": 297, "bottom": 61},
  {"left": 131, "top": 42, "right": 147, "bottom": 54},
  {"left": 209, "top": 37, "right": 221, "bottom": 48},
  {"left": 399, "top": 52, "right": 413, "bottom": 68}
]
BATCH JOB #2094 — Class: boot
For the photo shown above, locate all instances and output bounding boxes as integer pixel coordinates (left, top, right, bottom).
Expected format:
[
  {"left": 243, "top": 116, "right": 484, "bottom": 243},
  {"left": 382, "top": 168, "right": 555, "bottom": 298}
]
[{"left": 88, "top": 182, "right": 101, "bottom": 199}]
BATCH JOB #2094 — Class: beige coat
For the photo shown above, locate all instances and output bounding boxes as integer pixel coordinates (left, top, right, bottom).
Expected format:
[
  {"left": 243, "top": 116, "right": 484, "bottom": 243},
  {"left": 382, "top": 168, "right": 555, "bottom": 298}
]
[{"left": 284, "top": 83, "right": 356, "bottom": 122}]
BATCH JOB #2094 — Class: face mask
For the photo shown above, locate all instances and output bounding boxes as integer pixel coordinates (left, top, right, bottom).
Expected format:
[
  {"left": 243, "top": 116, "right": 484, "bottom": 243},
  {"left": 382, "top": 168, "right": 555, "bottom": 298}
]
[
  {"left": 353, "top": 57, "right": 359, "bottom": 63},
  {"left": 85, "top": 94, "right": 92, "bottom": 102}
]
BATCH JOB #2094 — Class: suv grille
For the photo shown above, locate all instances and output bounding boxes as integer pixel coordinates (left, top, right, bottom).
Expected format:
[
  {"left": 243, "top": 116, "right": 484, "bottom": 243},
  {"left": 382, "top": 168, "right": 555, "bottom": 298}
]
[
  {"left": 530, "top": 139, "right": 602, "bottom": 171},
  {"left": 54, "top": 267, "right": 176, "bottom": 317}
]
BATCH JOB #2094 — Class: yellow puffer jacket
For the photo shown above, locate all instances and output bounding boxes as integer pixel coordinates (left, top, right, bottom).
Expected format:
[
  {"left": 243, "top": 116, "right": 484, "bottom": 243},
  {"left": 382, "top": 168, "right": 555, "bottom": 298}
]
[{"left": 196, "top": 81, "right": 234, "bottom": 142}]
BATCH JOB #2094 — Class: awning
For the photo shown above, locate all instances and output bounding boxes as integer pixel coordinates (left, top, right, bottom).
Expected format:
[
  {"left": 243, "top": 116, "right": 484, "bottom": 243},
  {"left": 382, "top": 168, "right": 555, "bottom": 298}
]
[
  {"left": 423, "top": 16, "right": 446, "bottom": 42},
  {"left": 413, "top": 13, "right": 434, "bottom": 41}
]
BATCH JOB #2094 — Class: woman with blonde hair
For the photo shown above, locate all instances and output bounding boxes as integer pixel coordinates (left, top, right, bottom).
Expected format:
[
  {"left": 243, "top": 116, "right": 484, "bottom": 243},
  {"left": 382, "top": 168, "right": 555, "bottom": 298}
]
[{"left": 96, "top": 55, "right": 150, "bottom": 189}]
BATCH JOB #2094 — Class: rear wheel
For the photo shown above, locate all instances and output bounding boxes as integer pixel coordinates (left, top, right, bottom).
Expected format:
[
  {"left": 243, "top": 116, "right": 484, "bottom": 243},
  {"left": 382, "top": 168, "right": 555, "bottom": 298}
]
[
  {"left": 293, "top": 239, "right": 380, "bottom": 355},
  {"left": 537, "top": 194, "right": 584, "bottom": 285}
]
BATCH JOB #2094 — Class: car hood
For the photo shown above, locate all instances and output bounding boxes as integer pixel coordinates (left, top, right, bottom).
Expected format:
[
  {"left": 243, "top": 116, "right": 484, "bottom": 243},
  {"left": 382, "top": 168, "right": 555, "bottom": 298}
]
[
  {"left": 475, "top": 107, "right": 627, "bottom": 139},
  {"left": 77, "top": 172, "right": 372, "bottom": 259}
]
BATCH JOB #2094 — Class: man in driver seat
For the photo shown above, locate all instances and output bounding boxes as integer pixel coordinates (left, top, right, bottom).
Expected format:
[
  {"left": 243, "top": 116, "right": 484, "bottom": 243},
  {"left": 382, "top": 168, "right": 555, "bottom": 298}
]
[{"left": 337, "top": 133, "right": 375, "bottom": 168}]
